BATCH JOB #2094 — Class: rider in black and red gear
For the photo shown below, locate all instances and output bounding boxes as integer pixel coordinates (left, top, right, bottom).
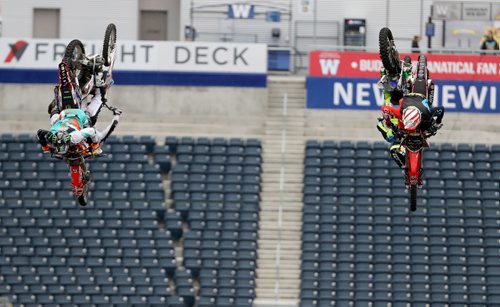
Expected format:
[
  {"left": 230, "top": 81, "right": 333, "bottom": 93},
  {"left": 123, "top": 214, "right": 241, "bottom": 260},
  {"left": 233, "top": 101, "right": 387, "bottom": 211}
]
[{"left": 380, "top": 93, "right": 445, "bottom": 168}]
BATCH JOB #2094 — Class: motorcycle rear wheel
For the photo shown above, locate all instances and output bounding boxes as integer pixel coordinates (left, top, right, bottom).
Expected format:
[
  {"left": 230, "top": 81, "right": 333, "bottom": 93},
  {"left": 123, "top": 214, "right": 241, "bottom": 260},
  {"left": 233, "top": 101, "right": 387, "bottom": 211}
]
[
  {"left": 103, "top": 23, "right": 117, "bottom": 67},
  {"left": 379, "top": 27, "right": 401, "bottom": 76},
  {"left": 414, "top": 54, "right": 428, "bottom": 97},
  {"left": 63, "top": 39, "right": 86, "bottom": 82},
  {"left": 410, "top": 184, "right": 417, "bottom": 211}
]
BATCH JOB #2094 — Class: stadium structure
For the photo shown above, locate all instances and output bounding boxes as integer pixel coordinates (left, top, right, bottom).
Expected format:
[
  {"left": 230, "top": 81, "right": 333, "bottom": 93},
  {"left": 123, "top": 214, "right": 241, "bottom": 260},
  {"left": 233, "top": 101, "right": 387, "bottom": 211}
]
[{"left": 0, "top": 0, "right": 500, "bottom": 306}]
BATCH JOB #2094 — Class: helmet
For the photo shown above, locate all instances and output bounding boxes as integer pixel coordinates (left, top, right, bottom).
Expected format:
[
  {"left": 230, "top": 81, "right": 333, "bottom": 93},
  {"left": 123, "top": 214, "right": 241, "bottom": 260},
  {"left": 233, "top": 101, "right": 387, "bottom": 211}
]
[
  {"left": 49, "top": 130, "right": 71, "bottom": 155},
  {"left": 402, "top": 106, "right": 422, "bottom": 131}
]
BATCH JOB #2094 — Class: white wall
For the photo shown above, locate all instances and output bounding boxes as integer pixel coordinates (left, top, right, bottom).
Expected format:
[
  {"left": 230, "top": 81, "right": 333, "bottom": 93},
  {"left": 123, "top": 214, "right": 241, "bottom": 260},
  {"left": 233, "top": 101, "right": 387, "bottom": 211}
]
[
  {"left": 180, "top": 0, "right": 433, "bottom": 50},
  {"left": 3, "top": 0, "right": 499, "bottom": 49},
  {"left": 2, "top": 0, "right": 139, "bottom": 39}
]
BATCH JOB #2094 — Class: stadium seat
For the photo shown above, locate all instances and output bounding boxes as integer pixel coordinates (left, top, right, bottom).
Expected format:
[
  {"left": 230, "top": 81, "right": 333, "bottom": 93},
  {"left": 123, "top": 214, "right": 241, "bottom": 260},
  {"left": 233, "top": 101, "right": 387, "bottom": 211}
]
[{"left": 300, "top": 140, "right": 499, "bottom": 306}]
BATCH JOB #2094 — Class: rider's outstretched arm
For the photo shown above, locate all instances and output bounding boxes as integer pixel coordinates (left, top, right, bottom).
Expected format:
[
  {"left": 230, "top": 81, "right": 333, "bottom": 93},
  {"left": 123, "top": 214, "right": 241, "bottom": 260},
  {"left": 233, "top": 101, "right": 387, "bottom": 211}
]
[{"left": 70, "top": 114, "right": 120, "bottom": 144}]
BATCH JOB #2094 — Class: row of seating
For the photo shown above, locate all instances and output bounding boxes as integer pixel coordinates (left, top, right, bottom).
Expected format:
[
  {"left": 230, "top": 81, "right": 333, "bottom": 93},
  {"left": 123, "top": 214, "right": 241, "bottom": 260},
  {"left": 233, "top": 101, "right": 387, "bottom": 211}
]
[
  {"left": 306, "top": 139, "right": 500, "bottom": 152},
  {"left": 158, "top": 135, "right": 261, "bottom": 307},
  {"left": 300, "top": 139, "right": 500, "bottom": 306},
  {"left": 0, "top": 134, "right": 194, "bottom": 306}
]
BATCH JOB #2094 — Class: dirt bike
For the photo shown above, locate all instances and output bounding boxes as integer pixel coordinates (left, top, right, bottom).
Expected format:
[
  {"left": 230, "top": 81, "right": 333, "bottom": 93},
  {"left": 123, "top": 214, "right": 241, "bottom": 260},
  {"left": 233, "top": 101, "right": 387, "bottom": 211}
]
[
  {"left": 379, "top": 27, "right": 439, "bottom": 211},
  {"left": 395, "top": 127, "right": 437, "bottom": 211},
  {"left": 379, "top": 27, "right": 435, "bottom": 105},
  {"left": 54, "top": 23, "right": 117, "bottom": 206},
  {"left": 377, "top": 28, "right": 414, "bottom": 99}
]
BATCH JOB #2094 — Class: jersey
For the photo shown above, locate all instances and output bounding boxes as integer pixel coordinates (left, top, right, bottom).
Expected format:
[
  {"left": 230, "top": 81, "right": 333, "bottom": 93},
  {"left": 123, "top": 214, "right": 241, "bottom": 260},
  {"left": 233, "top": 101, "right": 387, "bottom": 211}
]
[
  {"left": 49, "top": 109, "right": 99, "bottom": 144},
  {"left": 382, "top": 94, "right": 432, "bottom": 132}
]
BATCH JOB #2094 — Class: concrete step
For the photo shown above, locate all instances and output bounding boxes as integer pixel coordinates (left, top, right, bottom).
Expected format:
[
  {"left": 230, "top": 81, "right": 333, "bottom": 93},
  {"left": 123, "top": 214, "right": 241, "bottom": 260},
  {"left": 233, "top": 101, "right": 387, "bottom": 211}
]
[
  {"left": 256, "top": 279, "right": 300, "bottom": 289},
  {"left": 256, "top": 270, "right": 300, "bottom": 280},
  {"left": 261, "top": 163, "right": 303, "bottom": 169},
  {"left": 254, "top": 299, "right": 299, "bottom": 307},
  {"left": 265, "top": 116, "right": 305, "bottom": 126},
  {"left": 259, "top": 205, "right": 303, "bottom": 213},
  {"left": 261, "top": 183, "right": 303, "bottom": 190},
  {"left": 263, "top": 139, "right": 305, "bottom": 145},
  {"left": 265, "top": 130, "right": 304, "bottom": 136},
  {"left": 258, "top": 224, "right": 301, "bottom": 233},
  {"left": 260, "top": 206, "right": 303, "bottom": 212},
  {"left": 260, "top": 192, "right": 303, "bottom": 199},
  {"left": 255, "top": 289, "right": 299, "bottom": 300},
  {"left": 256, "top": 284, "right": 300, "bottom": 292},
  {"left": 268, "top": 102, "right": 305, "bottom": 108},
  {"left": 262, "top": 165, "right": 304, "bottom": 174},
  {"left": 258, "top": 248, "right": 302, "bottom": 258},
  {"left": 262, "top": 153, "right": 303, "bottom": 159},
  {"left": 256, "top": 280, "right": 301, "bottom": 288},
  {"left": 258, "top": 234, "right": 301, "bottom": 242},
  {"left": 259, "top": 212, "right": 302, "bottom": 222},
  {"left": 258, "top": 232, "right": 302, "bottom": 241},
  {"left": 268, "top": 90, "right": 305, "bottom": 95},
  {"left": 261, "top": 176, "right": 303, "bottom": 184},
  {"left": 262, "top": 145, "right": 304, "bottom": 150}
]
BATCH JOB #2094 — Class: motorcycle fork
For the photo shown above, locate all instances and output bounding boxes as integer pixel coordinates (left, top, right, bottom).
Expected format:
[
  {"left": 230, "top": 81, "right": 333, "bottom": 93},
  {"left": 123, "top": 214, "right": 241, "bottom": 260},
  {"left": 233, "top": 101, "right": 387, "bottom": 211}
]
[
  {"left": 405, "top": 150, "right": 422, "bottom": 186},
  {"left": 69, "top": 157, "right": 87, "bottom": 196}
]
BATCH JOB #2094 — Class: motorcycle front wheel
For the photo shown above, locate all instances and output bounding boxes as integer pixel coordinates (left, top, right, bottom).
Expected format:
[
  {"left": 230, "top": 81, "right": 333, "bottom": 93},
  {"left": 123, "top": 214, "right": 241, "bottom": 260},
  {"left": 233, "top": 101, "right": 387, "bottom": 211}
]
[
  {"left": 103, "top": 23, "right": 117, "bottom": 67},
  {"left": 78, "top": 187, "right": 88, "bottom": 206},
  {"left": 379, "top": 27, "right": 401, "bottom": 76}
]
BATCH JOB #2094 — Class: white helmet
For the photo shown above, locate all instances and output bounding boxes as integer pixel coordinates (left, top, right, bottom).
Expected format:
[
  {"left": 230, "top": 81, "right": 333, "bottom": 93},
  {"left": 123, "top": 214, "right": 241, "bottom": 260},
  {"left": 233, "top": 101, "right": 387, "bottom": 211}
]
[{"left": 402, "top": 106, "right": 422, "bottom": 131}]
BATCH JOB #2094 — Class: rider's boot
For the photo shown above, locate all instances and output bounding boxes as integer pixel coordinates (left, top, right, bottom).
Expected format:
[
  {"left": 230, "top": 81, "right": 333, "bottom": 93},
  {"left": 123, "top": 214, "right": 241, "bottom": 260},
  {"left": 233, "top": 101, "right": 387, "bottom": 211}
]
[
  {"left": 91, "top": 143, "right": 102, "bottom": 155},
  {"left": 390, "top": 144, "right": 406, "bottom": 168},
  {"left": 48, "top": 99, "right": 59, "bottom": 117}
]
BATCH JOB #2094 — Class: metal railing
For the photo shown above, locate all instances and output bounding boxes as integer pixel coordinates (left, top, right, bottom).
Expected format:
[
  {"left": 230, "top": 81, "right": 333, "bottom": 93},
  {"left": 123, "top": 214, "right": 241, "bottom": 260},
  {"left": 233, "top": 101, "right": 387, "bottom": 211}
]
[{"left": 195, "top": 32, "right": 259, "bottom": 43}]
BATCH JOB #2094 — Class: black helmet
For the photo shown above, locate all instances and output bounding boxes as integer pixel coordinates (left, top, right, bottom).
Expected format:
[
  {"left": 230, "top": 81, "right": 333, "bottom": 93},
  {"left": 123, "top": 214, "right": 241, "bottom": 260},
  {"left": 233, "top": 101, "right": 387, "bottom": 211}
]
[{"left": 49, "top": 130, "right": 71, "bottom": 155}]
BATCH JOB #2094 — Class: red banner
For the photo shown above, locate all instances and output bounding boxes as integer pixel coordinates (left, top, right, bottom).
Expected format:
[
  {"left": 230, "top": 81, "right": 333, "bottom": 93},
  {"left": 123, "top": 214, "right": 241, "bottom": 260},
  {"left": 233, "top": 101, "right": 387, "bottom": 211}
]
[{"left": 309, "top": 51, "right": 500, "bottom": 81}]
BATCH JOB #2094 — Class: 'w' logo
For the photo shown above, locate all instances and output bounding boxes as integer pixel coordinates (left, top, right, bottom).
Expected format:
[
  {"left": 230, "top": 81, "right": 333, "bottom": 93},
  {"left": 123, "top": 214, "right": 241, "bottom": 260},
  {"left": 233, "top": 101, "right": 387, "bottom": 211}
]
[
  {"left": 435, "top": 5, "right": 448, "bottom": 16},
  {"left": 228, "top": 4, "right": 255, "bottom": 19},
  {"left": 319, "top": 59, "right": 340, "bottom": 76},
  {"left": 4, "top": 40, "right": 28, "bottom": 63}
]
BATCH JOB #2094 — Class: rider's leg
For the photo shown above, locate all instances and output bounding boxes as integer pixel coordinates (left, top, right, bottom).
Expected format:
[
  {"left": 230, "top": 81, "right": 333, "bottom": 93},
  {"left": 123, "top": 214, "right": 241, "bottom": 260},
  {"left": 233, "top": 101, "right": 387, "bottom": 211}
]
[
  {"left": 48, "top": 99, "right": 59, "bottom": 117},
  {"left": 85, "top": 91, "right": 104, "bottom": 126},
  {"left": 377, "top": 121, "right": 395, "bottom": 143},
  {"left": 390, "top": 144, "right": 406, "bottom": 168}
]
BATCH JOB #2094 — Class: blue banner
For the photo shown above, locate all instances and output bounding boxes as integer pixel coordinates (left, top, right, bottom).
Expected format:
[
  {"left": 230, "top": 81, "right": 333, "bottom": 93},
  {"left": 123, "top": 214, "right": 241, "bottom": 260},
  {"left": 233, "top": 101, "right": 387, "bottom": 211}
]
[
  {"left": 0, "top": 69, "right": 267, "bottom": 88},
  {"left": 307, "top": 77, "right": 500, "bottom": 113},
  {"left": 228, "top": 4, "right": 255, "bottom": 19}
]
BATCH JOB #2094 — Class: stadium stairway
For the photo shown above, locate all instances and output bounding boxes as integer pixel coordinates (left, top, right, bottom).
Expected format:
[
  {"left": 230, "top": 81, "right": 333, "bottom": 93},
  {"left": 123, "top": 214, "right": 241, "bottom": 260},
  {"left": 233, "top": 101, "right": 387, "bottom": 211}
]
[{"left": 254, "top": 76, "right": 305, "bottom": 306}]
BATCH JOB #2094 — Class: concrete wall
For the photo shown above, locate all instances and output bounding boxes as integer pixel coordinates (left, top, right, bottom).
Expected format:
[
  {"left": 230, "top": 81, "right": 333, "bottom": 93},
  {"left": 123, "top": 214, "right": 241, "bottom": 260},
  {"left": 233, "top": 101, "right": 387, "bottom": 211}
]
[
  {"left": 138, "top": 0, "right": 180, "bottom": 41},
  {"left": 2, "top": 0, "right": 138, "bottom": 39},
  {"left": 1, "top": 0, "right": 181, "bottom": 41},
  {"left": 0, "top": 83, "right": 267, "bottom": 119}
]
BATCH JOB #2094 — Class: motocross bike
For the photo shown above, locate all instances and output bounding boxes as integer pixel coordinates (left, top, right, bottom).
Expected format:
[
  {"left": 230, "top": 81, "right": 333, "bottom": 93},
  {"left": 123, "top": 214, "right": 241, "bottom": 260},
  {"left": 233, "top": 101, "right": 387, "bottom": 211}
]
[
  {"left": 379, "top": 27, "right": 435, "bottom": 106},
  {"left": 378, "top": 27, "right": 413, "bottom": 99},
  {"left": 55, "top": 23, "right": 117, "bottom": 206},
  {"left": 379, "top": 27, "right": 439, "bottom": 211},
  {"left": 394, "top": 127, "right": 438, "bottom": 211}
]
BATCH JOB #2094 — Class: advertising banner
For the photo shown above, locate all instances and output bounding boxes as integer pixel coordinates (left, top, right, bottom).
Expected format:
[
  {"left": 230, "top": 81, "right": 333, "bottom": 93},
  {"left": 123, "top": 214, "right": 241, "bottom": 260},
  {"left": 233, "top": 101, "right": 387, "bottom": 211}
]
[
  {"left": 309, "top": 51, "right": 500, "bottom": 81},
  {"left": 0, "top": 39, "right": 268, "bottom": 87},
  {"left": 308, "top": 51, "right": 500, "bottom": 113},
  {"left": 307, "top": 77, "right": 499, "bottom": 113}
]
